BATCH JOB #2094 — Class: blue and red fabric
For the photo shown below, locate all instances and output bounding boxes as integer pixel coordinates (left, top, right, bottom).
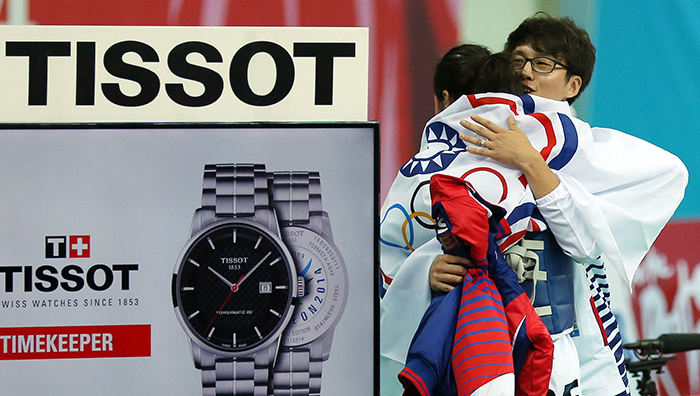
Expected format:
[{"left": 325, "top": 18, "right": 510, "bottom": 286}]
[{"left": 399, "top": 174, "right": 554, "bottom": 396}]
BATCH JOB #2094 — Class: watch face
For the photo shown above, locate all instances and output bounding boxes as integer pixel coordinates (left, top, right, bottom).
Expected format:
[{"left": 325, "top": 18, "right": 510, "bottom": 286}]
[
  {"left": 280, "top": 227, "right": 348, "bottom": 347},
  {"left": 173, "top": 220, "right": 295, "bottom": 353}
]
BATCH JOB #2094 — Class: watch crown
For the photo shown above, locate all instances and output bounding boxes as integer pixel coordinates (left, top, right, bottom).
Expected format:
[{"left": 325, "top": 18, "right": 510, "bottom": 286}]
[{"left": 296, "top": 276, "right": 305, "bottom": 298}]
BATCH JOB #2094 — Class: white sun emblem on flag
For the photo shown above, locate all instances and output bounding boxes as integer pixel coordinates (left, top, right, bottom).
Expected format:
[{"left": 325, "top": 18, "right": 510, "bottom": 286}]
[{"left": 400, "top": 122, "right": 467, "bottom": 177}]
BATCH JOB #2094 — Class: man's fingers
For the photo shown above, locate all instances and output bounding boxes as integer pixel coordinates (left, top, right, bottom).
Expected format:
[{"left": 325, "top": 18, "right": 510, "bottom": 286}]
[
  {"left": 471, "top": 114, "right": 512, "bottom": 136},
  {"left": 433, "top": 261, "right": 468, "bottom": 275},
  {"left": 436, "top": 272, "right": 465, "bottom": 284},
  {"left": 471, "top": 113, "right": 500, "bottom": 130},
  {"left": 459, "top": 133, "right": 488, "bottom": 148},
  {"left": 459, "top": 118, "right": 491, "bottom": 138},
  {"left": 437, "top": 283, "right": 456, "bottom": 293},
  {"left": 429, "top": 254, "right": 474, "bottom": 292},
  {"left": 459, "top": 118, "right": 480, "bottom": 134},
  {"left": 440, "top": 254, "right": 475, "bottom": 268}
]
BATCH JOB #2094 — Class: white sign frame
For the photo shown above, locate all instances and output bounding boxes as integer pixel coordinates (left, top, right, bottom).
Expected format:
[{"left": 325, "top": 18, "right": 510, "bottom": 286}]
[{"left": 0, "top": 26, "right": 369, "bottom": 123}]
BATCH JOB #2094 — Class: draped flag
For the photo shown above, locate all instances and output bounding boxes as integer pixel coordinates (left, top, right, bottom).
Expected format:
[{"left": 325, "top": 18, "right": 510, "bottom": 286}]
[
  {"left": 380, "top": 93, "right": 577, "bottom": 295},
  {"left": 380, "top": 92, "right": 688, "bottom": 378}
]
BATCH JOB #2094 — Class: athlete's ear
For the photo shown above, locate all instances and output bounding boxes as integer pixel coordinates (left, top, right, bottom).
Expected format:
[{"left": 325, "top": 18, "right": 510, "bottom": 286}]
[
  {"left": 442, "top": 89, "right": 450, "bottom": 103},
  {"left": 435, "top": 90, "right": 452, "bottom": 113},
  {"left": 566, "top": 75, "right": 582, "bottom": 100},
  {"left": 434, "top": 90, "right": 454, "bottom": 113}
]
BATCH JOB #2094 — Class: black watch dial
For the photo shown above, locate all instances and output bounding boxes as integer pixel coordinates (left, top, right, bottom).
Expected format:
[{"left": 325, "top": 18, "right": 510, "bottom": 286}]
[{"left": 175, "top": 222, "right": 294, "bottom": 352}]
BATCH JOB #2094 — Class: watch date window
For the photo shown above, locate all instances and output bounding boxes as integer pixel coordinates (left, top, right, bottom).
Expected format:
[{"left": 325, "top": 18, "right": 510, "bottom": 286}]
[{"left": 259, "top": 282, "right": 272, "bottom": 294}]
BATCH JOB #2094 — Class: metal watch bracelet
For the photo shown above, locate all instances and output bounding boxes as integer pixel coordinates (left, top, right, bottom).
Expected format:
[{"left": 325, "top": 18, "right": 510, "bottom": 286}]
[
  {"left": 198, "top": 163, "right": 277, "bottom": 396},
  {"left": 270, "top": 171, "right": 326, "bottom": 396}
]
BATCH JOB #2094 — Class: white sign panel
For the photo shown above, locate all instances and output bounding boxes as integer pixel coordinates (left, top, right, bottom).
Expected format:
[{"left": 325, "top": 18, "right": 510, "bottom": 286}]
[{"left": 0, "top": 26, "right": 368, "bottom": 122}]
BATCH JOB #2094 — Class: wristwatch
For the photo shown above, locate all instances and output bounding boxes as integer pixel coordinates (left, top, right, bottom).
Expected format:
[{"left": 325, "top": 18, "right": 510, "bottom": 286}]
[
  {"left": 172, "top": 163, "right": 303, "bottom": 396},
  {"left": 269, "top": 171, "right": 349, "bottom": 396}
]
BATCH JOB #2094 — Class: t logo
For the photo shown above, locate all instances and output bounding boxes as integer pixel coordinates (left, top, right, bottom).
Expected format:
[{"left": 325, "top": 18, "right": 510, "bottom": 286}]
[
  {"left": 45, "top": 235, "right": 91, "bottom": 258},
  {"left": 45, "top": 236, "right": 67, "bottom": 258}
]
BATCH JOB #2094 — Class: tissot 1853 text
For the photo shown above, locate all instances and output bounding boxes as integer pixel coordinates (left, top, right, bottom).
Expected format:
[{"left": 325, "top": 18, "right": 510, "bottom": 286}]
[{"left": 174, "top": 220, "right": 295, "bottom": 351}]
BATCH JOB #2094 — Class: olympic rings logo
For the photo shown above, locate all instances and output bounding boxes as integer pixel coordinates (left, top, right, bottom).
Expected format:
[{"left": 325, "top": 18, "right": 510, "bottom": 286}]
[
  {"left": 380, "top": 195, "right": 436, "bottom": 252},
  {"left": 461, "top": 167, "right": 508, "bottom": 203}
]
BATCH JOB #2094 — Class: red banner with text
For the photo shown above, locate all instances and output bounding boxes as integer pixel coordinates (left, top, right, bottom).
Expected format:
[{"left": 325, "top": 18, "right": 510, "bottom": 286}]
[
  {"left": 632, "top": 220, "right": 700, "bottom": 396},
  {"left": 0, "top": 324, "right": 151, "bottom": 360}
]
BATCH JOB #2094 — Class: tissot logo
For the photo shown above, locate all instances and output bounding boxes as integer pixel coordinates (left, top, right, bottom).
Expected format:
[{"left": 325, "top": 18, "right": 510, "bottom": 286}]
[
  {"left": 0, "top": 235, "right": 138, "bottom": 293},
  {"left": 45, "top": 235, "right": 90, "bottom": 259}
]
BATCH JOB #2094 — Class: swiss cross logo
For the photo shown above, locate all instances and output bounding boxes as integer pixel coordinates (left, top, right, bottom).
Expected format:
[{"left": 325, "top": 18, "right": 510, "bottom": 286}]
[
  {"left": 45, "top": 235, "right": 90, "bottom": 259},
  {"left": 69, "top": 235, "right": 90, "bottom": 258}
]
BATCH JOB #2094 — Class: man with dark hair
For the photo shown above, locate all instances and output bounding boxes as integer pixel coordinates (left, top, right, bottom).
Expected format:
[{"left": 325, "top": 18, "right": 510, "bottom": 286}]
[
  {"left": 504, "top": 13, "right": 596, "bottom": 105},
  {"left": 487, "top": 14, "right": 628, "bottom": 396}
]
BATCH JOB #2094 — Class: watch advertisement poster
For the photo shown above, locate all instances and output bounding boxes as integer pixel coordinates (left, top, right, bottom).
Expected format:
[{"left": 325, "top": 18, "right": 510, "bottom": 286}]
[{"left": 0, "top": 122, "right": 378, "bottom": 396}]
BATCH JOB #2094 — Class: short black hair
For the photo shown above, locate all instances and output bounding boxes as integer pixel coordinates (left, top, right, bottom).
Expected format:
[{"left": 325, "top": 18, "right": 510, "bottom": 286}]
[
  {"left": 434, "top": 43, "right": 526, "bottom": 102},
  {"left": 505, "top": 13, "right": 596, "bottom": 104}
]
